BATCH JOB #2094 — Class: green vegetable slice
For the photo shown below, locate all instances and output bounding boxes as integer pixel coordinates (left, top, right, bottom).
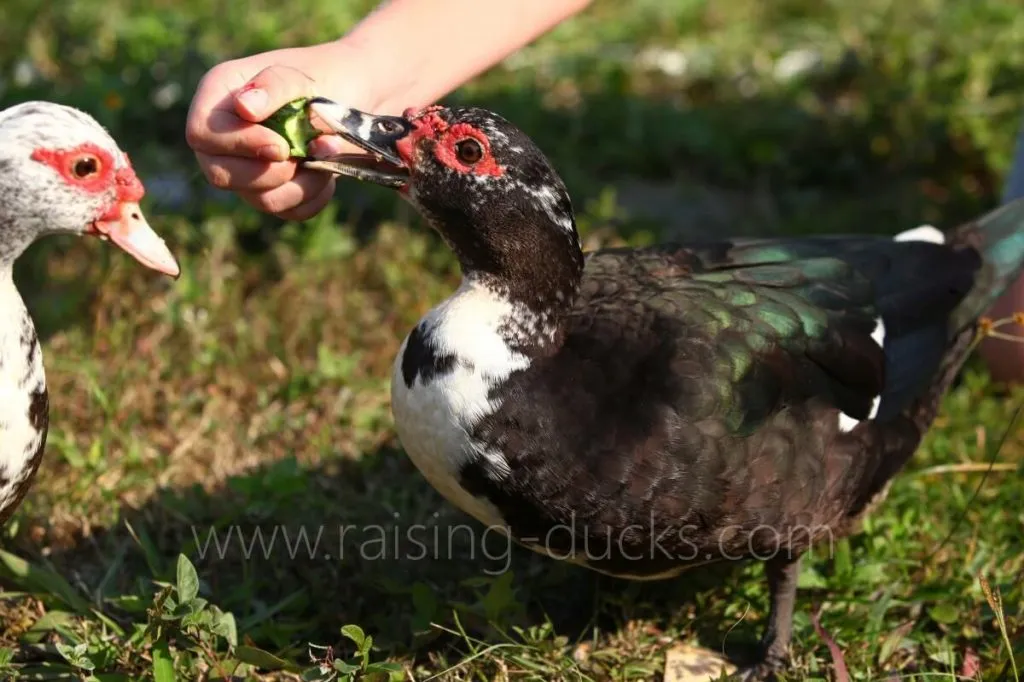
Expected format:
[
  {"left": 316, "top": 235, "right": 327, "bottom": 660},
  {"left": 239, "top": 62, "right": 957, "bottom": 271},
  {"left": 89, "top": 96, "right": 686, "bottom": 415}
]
[{"left": 261, "top": 97, "right": 321, "bottom": 157}]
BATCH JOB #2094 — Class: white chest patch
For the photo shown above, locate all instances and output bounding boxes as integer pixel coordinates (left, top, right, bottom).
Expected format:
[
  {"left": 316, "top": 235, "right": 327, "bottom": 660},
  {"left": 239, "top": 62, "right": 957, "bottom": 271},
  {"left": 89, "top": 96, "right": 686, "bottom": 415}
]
[
  {"left": 390, "top": 280, "right": 531, "bottom": 529},
  {"left": 0, "top": 274, "right": 46, "bottom": 517}
]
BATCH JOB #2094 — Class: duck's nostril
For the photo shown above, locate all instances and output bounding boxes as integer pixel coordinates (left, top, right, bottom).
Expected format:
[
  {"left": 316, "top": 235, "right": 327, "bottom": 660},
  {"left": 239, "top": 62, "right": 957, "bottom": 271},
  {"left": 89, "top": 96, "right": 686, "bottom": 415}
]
[
  {"left": 131, "top": 212, "right": 140, "bottom": 220},
  {"left": 374, "top": 119, "right": 404, "bottom": 135}
]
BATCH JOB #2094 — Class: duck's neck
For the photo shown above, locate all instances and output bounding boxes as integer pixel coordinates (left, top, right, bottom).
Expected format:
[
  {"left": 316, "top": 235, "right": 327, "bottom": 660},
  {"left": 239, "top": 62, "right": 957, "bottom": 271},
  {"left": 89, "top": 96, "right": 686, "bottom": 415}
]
[
  {"left": 0, "top": 264, "right": 48, "bottom": 525},
  {"left": 452, "top": 228, "right": 585, "bottom": 355},
  {"left": 0, "top": 266, "right": 37, "bottom": 388},
  {"left": 457, "top": 273, "right": 570, "bottom": 358},
  {"left": 0, "top": 214, "right": 43, "bottom": 266}
]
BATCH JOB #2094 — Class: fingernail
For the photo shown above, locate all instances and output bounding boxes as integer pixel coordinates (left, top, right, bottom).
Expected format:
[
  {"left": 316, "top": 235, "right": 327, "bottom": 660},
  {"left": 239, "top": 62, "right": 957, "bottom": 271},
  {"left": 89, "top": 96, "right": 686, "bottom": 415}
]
[
  {"left": 256, "top": 144, "right": 288, "bottom": 162},
  {"left": 237, "top": 87, "right": 268, "bottom": 115}
]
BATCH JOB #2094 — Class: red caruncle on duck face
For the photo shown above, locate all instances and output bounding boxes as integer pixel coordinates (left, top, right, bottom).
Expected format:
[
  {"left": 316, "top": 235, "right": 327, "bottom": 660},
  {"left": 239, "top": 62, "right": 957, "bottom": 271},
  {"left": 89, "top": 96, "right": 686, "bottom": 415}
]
[
  {"left": 396, "top": 106, "right": 505, "bottom": 179},
  {"left": 30, "top": 142, "right": 145, "bottom": 223}
]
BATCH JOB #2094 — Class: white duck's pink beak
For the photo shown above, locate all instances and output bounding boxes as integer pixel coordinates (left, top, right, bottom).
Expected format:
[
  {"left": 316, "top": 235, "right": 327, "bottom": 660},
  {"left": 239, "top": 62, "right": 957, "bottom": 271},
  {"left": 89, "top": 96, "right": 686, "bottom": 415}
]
[{"left": 90, "top": 202, "right": 180, "bottom": 278}]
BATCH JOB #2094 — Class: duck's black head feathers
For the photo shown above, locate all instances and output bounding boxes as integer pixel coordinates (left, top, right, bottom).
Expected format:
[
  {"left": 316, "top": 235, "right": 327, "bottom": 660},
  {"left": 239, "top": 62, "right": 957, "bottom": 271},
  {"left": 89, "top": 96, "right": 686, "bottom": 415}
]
[{"left": 396, "top": 105, "right": 584, "bottom": 316}]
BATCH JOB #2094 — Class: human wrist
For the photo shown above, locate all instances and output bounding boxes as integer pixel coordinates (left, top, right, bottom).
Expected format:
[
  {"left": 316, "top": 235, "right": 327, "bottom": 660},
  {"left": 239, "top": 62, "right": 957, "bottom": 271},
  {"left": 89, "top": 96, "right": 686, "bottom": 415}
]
[
  {"left": 309, "top": 0, "right": 595, "bottom": 116},
  {"left": 324, "top": 24, "right": 423, "bottom": 116},
  {"left": 325, "top": 0, "right": 595, "bottom": 115},
  {"left": 299, "top": 39, "right": 389, "bottom": 113}
]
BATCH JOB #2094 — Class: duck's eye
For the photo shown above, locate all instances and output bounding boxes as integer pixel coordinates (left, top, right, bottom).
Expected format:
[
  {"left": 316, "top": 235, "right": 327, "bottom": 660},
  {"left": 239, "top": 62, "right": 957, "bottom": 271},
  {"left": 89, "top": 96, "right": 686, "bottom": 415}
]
[
  {"left": 72, "top": 155, "right": 100, "bottom": 178},
  {"left": 455, "top": 139, "right": 483, "bottom": 164}
]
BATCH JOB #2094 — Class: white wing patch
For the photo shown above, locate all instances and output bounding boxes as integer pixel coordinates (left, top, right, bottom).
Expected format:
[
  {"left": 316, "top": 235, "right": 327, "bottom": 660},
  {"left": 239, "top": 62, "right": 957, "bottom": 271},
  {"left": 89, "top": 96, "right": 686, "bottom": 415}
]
[
  {"left": 894, "top": 224, "right": 945, "bottom": 244},
  {"left": 837, "top": 413, "right": 860, "bottom": 432},
  {"left": 867, "top": 317, "right": 886, "bottom": 419},
  {"left": 839, "top": 317, "right": 886, "bottom": 432}
]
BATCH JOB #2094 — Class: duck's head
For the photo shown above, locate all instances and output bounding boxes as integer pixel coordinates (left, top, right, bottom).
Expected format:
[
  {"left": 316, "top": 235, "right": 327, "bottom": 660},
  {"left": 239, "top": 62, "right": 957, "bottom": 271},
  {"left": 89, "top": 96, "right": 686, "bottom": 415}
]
[
  {"left": 0, "top": 101, "right": 179, "bottom": 276},
  {"left": 307, "top": 101, "right": 583, "bottom": 307}
]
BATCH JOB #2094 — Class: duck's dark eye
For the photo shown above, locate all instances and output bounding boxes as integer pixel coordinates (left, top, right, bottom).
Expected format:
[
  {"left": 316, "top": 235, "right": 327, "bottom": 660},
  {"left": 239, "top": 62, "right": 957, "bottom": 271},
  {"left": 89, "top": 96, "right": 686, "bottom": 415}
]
[
  {"left": 72, "top": 156, "right": 99, "bottom": 178},
  {"left": 455, "top": 139, "right": 483, "bottom": 164}
]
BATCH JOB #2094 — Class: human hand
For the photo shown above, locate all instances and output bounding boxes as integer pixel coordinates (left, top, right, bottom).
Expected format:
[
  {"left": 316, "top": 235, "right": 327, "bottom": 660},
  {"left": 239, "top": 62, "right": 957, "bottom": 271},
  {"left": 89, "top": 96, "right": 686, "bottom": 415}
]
[{"left": 185, "top": 44, "right": 374, "bottom": 221}]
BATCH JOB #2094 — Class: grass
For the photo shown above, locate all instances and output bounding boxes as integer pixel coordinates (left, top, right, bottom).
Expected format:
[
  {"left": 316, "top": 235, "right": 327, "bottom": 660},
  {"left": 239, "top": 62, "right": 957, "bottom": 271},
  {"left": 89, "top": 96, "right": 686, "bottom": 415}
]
[{"left": 1, "top": 0, "right": 1024, "bottom": 679}]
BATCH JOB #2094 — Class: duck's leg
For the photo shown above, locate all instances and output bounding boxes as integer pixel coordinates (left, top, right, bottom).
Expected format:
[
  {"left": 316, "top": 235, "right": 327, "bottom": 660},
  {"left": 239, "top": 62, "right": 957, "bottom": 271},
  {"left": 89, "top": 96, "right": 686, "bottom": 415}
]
[{"left": 734, "top": 553, "right": 802, "bottom": 681}]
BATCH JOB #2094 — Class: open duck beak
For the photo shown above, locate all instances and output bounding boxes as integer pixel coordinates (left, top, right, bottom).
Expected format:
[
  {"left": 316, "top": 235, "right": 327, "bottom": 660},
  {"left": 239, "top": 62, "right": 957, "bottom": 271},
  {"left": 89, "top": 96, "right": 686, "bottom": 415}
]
[
  {"left": 90, "top": 202, "right": 180, "bottom": 278},
  {"left": 303, "top": 97, "right": 411, "bottom": 189}
]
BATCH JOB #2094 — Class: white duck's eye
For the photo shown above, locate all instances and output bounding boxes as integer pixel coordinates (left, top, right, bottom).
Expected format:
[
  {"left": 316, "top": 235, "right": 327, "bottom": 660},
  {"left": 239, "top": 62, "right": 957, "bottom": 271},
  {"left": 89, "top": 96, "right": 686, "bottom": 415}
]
[{"left": 71, "top": 155, "right": 100, "bottom": 179}]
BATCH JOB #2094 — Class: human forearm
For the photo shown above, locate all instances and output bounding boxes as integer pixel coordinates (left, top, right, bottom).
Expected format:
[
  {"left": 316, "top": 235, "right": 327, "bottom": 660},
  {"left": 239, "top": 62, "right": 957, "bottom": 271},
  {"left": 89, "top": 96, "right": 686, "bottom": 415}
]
[{"left": 332, "top": 0, "right": 593, "bottom": 113}]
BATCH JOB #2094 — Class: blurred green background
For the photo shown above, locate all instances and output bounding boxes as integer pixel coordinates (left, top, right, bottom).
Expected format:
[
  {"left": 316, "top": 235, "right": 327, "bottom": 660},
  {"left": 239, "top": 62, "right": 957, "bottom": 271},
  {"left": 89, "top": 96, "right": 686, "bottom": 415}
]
[
  {"left": 5, "top": 0, "right": 1024, "bottom": 245},
  {"left": 1, "top": 0, "right": 1022, "bottom": 680}
]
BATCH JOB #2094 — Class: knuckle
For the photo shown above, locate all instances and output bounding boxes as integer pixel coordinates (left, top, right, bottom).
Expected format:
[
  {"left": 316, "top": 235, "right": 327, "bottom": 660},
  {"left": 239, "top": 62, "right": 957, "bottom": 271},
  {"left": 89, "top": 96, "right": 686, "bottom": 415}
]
[
  {"left": 280, "top": 197, "right": 327, "bottom": 222},
  {"left": 206, "top": 61, "right": 239, "bottom": 84},
  {"left": 251, "top": 190, "right": 292, "bottom": 216},
  {"left": 298, "top": 170, "right": 331, "bottom": 193},
  {"left": 240, "top": 192, "right": 268, "bottom": 214},
  {"left": 257, "top": 162, "right": 296, "bottom": 189},
  {"left": 256, "top": 64, "right": 313, "bottom": 99},
  {"left": 184, "top": 119, "right": 205, "bottom": 149},
  {"left": 204, "top": 163, "right": 232, "bottom": 190},
  {"left": 250, "top": 66, "right": 282, "bottom": 94}
]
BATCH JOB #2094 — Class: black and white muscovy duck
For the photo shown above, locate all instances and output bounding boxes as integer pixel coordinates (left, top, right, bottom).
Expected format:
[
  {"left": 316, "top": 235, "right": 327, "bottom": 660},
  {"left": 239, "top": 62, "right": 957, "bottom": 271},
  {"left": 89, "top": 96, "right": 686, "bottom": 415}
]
[
  {"left": 305, "top": 99, "right": 1024, "bottom": 678},
  {"left": 0, "top": 101, "right": 180, "bottom": 527}
]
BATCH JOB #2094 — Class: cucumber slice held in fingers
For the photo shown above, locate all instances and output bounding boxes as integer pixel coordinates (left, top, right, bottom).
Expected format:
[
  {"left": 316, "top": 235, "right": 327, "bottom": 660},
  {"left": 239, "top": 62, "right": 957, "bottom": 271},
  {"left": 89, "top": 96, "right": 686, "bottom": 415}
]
[{"left": 261, "top": 98, "right": 321, "bottom": 158}]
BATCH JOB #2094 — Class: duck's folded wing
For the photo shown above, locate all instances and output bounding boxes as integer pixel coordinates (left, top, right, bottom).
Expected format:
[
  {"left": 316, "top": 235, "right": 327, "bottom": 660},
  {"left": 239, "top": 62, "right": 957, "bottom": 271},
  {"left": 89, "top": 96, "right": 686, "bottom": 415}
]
[{"left": 582, "top": 234, "right": 981, "bottom": 434}]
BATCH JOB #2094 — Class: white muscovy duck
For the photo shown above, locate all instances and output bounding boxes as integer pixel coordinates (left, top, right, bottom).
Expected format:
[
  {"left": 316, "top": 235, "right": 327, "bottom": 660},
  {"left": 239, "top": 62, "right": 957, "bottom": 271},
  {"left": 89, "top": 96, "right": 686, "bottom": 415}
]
[{"left": 0, "top": 101, "right": 180, "bottom": 526}]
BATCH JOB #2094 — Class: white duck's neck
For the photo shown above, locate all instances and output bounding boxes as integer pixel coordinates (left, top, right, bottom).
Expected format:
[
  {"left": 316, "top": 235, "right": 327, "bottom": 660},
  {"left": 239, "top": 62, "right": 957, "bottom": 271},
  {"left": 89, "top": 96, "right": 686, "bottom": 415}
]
[{"left": 0, "top": 264, "right": 48, "bottom": 523}]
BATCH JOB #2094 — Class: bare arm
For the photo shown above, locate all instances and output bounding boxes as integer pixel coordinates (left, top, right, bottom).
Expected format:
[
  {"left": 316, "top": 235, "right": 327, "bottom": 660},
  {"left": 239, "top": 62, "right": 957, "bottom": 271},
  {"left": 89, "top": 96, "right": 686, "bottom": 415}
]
[{"left": 343, "top": 0, "right": 593, "bottom": 113}]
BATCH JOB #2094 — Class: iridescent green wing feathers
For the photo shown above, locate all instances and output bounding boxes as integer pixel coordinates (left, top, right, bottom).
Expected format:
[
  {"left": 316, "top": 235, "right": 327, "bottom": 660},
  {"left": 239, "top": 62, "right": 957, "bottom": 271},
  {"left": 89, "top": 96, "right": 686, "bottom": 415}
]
[{"left": 582, "top": 234, "right": 979, "bottom": 435}]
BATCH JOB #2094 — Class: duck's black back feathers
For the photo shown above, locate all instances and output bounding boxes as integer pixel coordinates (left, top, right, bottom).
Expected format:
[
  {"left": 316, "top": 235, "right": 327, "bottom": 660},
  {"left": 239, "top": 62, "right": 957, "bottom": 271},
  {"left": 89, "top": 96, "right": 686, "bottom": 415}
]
[{"left": 457, "top": 199, "right": 1024, "bottom": 577}]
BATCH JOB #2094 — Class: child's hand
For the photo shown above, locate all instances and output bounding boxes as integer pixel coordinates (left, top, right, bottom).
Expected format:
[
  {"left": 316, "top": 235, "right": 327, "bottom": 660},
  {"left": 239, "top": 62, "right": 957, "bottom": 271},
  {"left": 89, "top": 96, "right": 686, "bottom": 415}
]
[{"left": 185, "top": 45, "right": 364, "bottom": 221}]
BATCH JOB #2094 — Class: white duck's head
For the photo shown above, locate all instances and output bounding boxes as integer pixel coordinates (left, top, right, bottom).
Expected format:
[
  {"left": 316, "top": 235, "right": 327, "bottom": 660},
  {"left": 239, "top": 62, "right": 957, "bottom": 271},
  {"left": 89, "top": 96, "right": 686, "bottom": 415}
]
[{"left": 0, "top": 101, "right": 179, "bottom": 276}]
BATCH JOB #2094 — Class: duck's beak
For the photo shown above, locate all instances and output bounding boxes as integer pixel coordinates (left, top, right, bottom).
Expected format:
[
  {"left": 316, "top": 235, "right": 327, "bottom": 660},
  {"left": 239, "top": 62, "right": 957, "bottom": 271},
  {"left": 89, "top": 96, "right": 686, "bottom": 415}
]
[
  {"left": 90, "top": 202, "right": 181, "bottom": 278},
  {"left": 303, "top": 97, "right": 410, "bottom": 189}
]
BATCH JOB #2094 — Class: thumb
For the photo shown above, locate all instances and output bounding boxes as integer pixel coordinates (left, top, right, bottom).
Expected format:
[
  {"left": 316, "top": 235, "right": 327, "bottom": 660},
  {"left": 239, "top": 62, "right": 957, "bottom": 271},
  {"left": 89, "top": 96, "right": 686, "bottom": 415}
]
[{"left": 234, "top": 65, "right": 318, "bottom": 122}]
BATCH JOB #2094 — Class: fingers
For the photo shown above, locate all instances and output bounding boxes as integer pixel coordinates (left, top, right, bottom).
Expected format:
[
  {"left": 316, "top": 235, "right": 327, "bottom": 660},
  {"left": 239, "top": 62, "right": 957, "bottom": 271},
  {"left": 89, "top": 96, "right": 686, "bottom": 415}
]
[
  {"left": 187, "top": 109, "right": 291, "bottom": 161},
  {"left": 198, "top": 151, "right": 337, "bottom": 221},
  {"left": 196, "top": 152, "right": 299, "bottom": 191},
  {"left": 275, "top": 176, "right": 338, "bottom": 222},
  {"left": 186, "top": 56, "right": 341, "bottom": 220},
  {"left": 238, "top": 168, "right": 335, "bottom": 219},
  {"left": 233, "top": 65, "right": 318, "bottom": 122},
  {"left": 308, "top": 134, "right": 353, "bottom": 157},
  {"left": 186, "top": 64, "right": 320, "bottom": 161}
]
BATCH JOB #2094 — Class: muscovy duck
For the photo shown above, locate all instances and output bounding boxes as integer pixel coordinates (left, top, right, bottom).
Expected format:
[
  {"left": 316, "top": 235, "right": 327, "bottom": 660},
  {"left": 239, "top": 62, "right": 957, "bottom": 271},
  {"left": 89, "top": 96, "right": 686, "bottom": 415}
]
[
  {"left": 0, "top": 101, "right": 180, "bottom": 527},
  {"left": 304, "top": 99, "right": 1024, "bottom": 678}
]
